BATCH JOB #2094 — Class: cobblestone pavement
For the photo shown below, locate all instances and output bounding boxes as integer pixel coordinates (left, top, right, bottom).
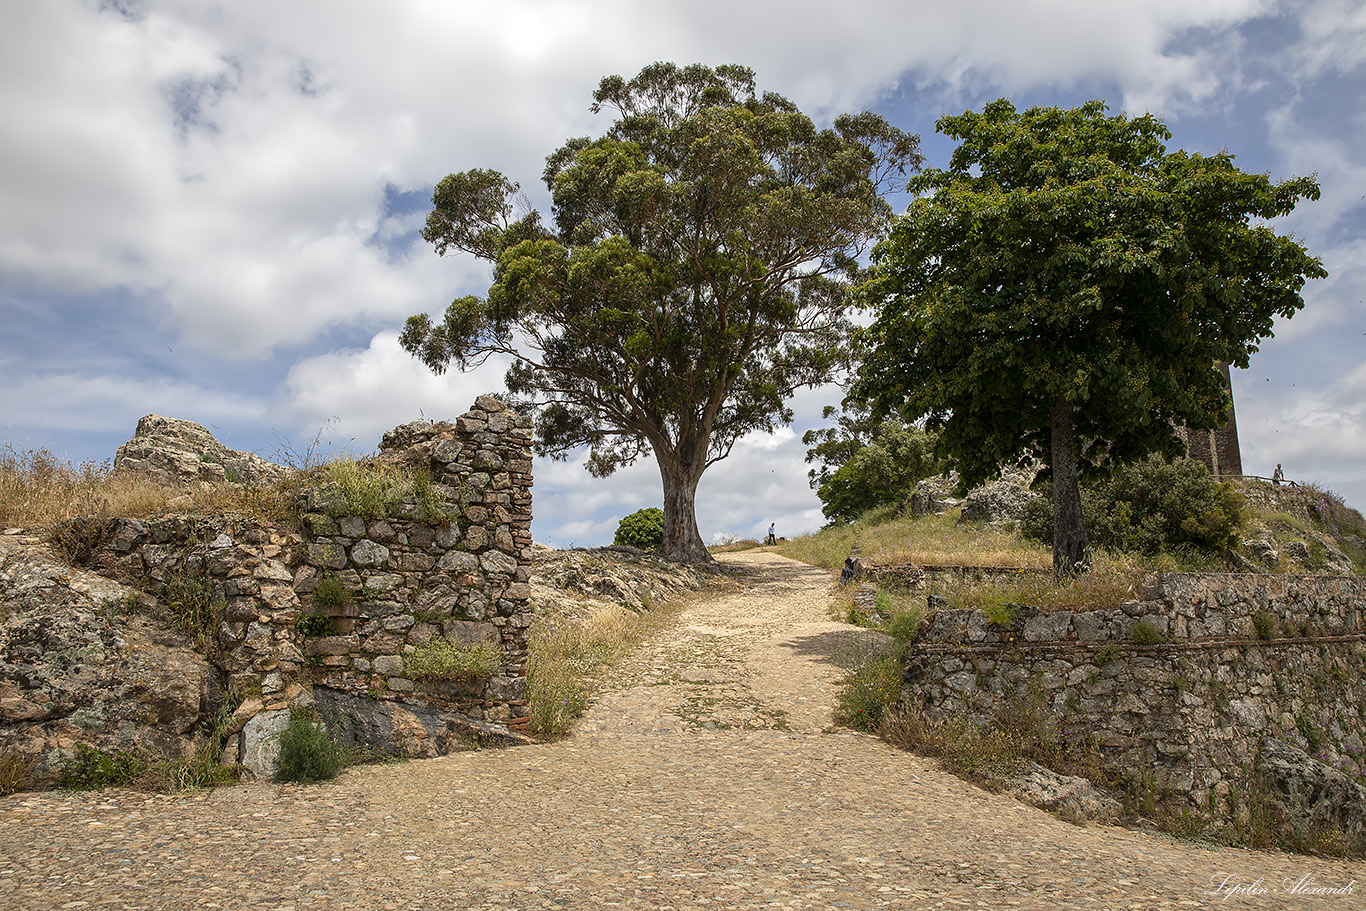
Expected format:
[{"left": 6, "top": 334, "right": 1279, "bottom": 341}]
[{"left": 1, "top": 552, "right": 1360, "bottom": 910}]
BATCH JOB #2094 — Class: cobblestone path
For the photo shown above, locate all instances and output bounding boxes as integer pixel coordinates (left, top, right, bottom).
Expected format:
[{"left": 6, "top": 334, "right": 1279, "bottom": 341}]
[{"left": 0, "top": 552, "right": 1360, "bottom": 909}]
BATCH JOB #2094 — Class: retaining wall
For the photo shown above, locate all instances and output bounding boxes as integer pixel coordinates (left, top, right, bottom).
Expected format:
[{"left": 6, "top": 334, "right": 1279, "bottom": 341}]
[{"left": 904, "top": 572, "right": 1366, "bottom": 816}]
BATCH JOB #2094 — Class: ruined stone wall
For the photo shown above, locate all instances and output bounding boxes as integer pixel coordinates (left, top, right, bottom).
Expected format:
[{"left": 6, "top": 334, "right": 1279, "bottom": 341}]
[
  {"left": 905, "top": 573, "right": 1366, "bottom": 818},
  {"left": 97, "top": 395, "right": 536, "bottom": 772}
]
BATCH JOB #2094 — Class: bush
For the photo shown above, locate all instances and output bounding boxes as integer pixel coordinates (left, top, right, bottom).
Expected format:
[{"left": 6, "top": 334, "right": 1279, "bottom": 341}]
[
  {"left": 614, "top": 507, "right": 664, "bottom": 550},
  {"left": 57, "top": 744, "right": 148, "bottom": 790},
  {"left": 275, "top": 706, "right": 349, "bottom": 783},
  {"left": 833, "top": 653, "right": 903, "bottom": 731},
  {"left": 1022, "top": 455, "right": 1243, "bottom": 557},
  {"left": 312, "top": 576, "right": 353, "bottom": 609}
]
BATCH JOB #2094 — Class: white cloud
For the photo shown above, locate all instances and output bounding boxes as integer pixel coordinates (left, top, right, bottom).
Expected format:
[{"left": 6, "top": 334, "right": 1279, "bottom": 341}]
[
  {"left": 1236, "top": 360, "right": 1366, "bottom": 508},
  {"left": 275, "top": 330, "right": 510, "bottom": 451}
]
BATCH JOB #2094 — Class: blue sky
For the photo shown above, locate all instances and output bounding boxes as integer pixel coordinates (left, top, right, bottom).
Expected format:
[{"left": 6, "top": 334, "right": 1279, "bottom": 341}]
[{"left": 2, "top": 0, "right": 1363, "bottom": 547}]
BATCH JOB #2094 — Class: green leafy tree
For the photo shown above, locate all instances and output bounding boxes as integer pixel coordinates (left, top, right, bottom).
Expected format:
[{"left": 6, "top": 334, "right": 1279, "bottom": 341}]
[
  {"left": 852, "top": 99, "right": 1324, "bottom": 577},
  {"left": 803, "top": 406, "right": 939, "bottom": 522},
  {"left": 402, "top": 62, "right": 920, "bottom": 562}
]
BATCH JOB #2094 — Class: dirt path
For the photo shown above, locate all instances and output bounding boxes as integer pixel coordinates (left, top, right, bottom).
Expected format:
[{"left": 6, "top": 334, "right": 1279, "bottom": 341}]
[{"left": 1, "top": 552, "right": 1360, "bottom": 910}]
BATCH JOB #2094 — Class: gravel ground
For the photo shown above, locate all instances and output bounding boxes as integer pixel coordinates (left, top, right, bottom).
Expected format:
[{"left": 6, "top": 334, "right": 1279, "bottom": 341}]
[{"left": 0, "top": 551, "right": 1360, "bottom": 910}]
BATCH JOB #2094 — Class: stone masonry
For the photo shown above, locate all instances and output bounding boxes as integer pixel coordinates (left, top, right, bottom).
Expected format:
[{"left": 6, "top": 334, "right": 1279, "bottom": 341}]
[
  {"left": 903, "top": 572, "right": 1366, "bottom": 823},
  {"left": 83, "top": 395, "right": 535, "bottom": 773}
]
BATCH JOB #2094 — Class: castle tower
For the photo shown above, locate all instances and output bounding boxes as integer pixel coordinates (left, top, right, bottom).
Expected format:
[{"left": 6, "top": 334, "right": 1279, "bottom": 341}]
[{"left": 1178, "top": 363, "right": 1243, "bottom": 478}]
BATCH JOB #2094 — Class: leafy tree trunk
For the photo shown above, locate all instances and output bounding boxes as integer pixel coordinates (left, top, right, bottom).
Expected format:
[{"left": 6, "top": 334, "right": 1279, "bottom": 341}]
[
  {"left": 1051, "top": 395, "right": 1090, "bottom": 578},
  {"left": 656, "top": 450, "right": 712, "bottom": 564}
]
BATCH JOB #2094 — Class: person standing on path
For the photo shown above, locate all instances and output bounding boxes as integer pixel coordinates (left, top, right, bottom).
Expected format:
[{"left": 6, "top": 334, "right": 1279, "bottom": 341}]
[{"left": 766, "top": 523, "right": 776, "bottom": 545}]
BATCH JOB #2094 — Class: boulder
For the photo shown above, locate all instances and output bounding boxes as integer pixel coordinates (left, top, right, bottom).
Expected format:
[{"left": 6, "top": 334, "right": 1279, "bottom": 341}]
[
  {"left": 1007, "top": 762, "right": 1122, "bottom": 824},
  {"left": 959, "top": 481, "right": 1038, "bottom": 524},
  {"left": 113, "top": 414, "right": 290, "bottom": 489},
  {"left": 1257, "top": 737, "right": 1366, "bottom": 846}
]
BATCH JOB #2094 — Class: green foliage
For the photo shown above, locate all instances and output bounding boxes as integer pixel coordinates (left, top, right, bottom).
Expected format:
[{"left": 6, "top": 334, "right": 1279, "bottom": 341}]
[
  {"left": 275, "top": 706, "right": 349, "bottom": 784},
  {"left": 809, "top": 413, "right": 940, "bottom": 523},
  {"left": 57, "top": 744, "right": 148, "bottom": 790},
  {"left": 403, "top": 62, "right": 921, "bottom": 560},
  {"left": 613, "top": 507, "right": 664, "bottom": 550},
  {"left": 296, "top": 614, "right": 336, "bottom": 637},
  {"left": 886, "top": 609, "right": 923, "bottom": 643},
  {"left": 312, "top": 576, "right": 353, "bottom": 610},
  {"left": 1094, "top": 642, "right": 1122, "bottom": 665},
  {"left": 1022, "top": 455, "right": 1244, "bottom": 557},
  {"left": 403, "top": 638, "right": 502, "bottom": 681},
  {"left": 854, "top": 98, "right": 1324, "bottom": 574},
  {"left": 834, "top": 653, "right": 903, "bottom": 731},
  {"left": 314, "top": 457, "right": 451, "bottom": 523}
]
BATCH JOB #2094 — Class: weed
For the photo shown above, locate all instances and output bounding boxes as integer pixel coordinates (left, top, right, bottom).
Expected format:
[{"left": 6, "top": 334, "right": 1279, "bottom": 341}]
[
  {"left": 1129, "top": 620, "right": 1167, "bottom": 646},
  {"left": 403, "top": 638, "right": 501, "bottom": 681},
  {"left": 1095, "top": 642, "right": 1121, "bottom": 665},
  {"left": 57, "top": 744, "right": 148, "bottom": 790},
  {"left": 834, "top": 652, "right": 903, "bottom": 732},
  {"left": 312, "top": 577, "right": 353, "bottom": 609},
  {"left": 275, "top": 706, "right": 349, "bottom": 784},
  {"left": 296, "top": 614, "right": 336, "bottom": 637},
  {"left": 886, "top": 608, "right": 923, "bottom": 643},
  {"left": 0, "top": 752, "right": 31, "bottom": 795},
  {"left": 1251, "top": 609, "right": 1278, "bottom": 641},
  {"left": 161, "top": 569, "right": 223, "bottom": 653}
]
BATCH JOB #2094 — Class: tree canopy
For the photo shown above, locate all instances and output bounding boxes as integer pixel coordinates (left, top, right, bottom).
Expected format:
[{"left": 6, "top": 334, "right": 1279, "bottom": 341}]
[
  {"left": 803, "top": 404, "right": 939, "bottom": 523},
  {"left": 403, "top": 62, "right": 920, "bottom": 562},
  {"left": 851, "top": 99, "right": 1325, "bottom": 575}
]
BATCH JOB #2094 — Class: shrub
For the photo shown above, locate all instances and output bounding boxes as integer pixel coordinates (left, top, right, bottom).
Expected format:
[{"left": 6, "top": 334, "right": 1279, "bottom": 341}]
[
  {"left": 886, "top": 608, "right": 923, "bottom": 643},
  {"left": 1129, "top": 619, "right": 1168, "bottom": 645},
  {"left": 57, "top": 744, "right": 148, "bottom": 790},
  {"left": 403, "top": 638, "right": 501, "bottom": 681},
  {"left": 275, "top": 706, "right": 349, "bottom": 783},
  {"left": 833, "top": 653, "right": 903, "bottom": 731},
  {"left": 614, "top": 507, "right": 664, "bottom": 550},
  {"left": 1251, "top": 609, "right": 1278, "bottom": 641},
  {"left": 1022, "top": 455, "right": 1243, "bottom": 557}
]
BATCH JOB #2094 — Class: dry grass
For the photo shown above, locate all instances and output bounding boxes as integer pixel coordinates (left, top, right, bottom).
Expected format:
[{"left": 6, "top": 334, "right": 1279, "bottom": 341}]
[
  {"left": 776, "top": 507, "right": 1052, "bottom": 571},
  {"left": 0, "top": 444, "right": 294, "bottom": 536},
  {"left": 938, "top": 552, "right": 1149, "bottom": 613},
  {"left": 526, "top": 597, "right": 688, "bottom": 737}
]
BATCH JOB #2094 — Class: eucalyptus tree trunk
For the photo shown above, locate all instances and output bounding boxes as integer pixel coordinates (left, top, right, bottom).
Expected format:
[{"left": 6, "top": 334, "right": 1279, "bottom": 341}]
[
  {"left": 656, "top": 450, "right": 713, "bottom": 564},
  {"left": 1050, "top": 395, "right": 1090, "bottom": 578}
]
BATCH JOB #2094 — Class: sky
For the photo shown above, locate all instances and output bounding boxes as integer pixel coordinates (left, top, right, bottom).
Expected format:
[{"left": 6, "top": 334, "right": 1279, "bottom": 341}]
[{"left": 2, "top": 0, "right": 1363, "bottom": 547}]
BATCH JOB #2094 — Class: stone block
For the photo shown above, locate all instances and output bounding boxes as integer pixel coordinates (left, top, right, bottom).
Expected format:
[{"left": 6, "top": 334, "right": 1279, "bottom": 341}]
[{"left": 351, "top": 540, "right": 390, "bottom": 567}]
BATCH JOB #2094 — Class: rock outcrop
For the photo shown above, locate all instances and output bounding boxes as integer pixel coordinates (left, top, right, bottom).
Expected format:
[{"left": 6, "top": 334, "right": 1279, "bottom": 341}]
[
  {"left": 112, "top": 414, "right": 290, "bottom": 489},
  {"left": 1258, "top": 737, "right": 1366, "bottom": 849},
  {"left": 959, "top": 480, "right": 1039, "bottom": 524},
  {"left": 0, "top": 533, "right": 218, "bottom": 781}
]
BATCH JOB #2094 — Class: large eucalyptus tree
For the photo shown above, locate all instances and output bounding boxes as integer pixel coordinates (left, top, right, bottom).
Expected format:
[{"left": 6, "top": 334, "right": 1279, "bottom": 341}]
[{"left": 402, "top": 62, "right": 920, "bottom": 561}]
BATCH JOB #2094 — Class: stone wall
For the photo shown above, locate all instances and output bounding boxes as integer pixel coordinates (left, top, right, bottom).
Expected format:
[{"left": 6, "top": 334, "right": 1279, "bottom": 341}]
[
  {"left": 904, "top": 572, "right": 1366, "bottom": 818},
  {"left": 92, "top": 395, "right": 536, "bottom": 773}
]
